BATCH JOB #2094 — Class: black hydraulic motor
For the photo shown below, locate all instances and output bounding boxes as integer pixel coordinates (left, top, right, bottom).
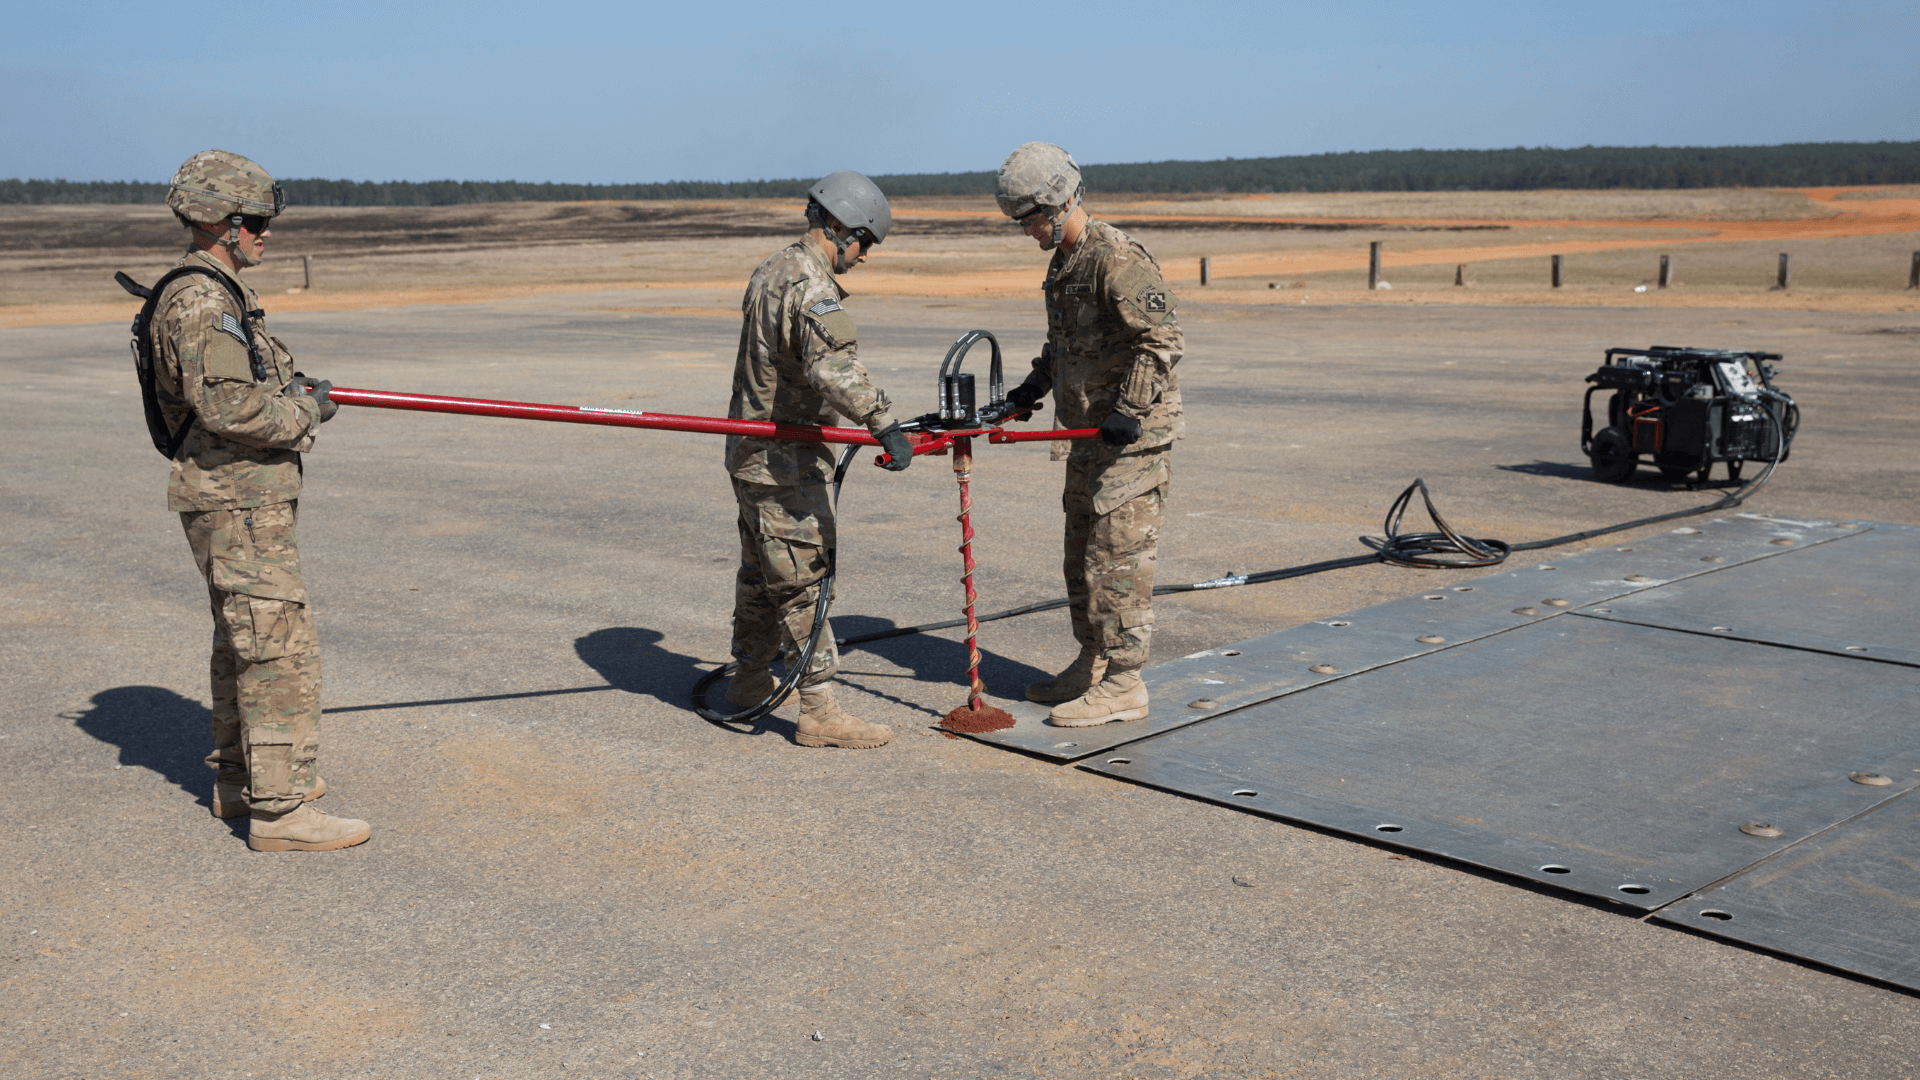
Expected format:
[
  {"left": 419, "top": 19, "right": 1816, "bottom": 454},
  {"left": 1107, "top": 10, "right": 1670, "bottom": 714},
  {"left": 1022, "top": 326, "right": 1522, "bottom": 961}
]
[{"left": 1580, "top": 346, "right": 1799, "bottom": 485}]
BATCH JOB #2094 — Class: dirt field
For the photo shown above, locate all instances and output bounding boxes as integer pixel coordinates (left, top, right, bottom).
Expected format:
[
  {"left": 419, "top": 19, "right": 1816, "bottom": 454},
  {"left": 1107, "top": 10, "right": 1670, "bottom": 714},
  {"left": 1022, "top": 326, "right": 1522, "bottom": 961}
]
[
  {"left": 4, "top": 253, "right": 1920, "bottom": 1077},
  {"left": 3, "top": 187, "right": 1915, "bottom": 326}
]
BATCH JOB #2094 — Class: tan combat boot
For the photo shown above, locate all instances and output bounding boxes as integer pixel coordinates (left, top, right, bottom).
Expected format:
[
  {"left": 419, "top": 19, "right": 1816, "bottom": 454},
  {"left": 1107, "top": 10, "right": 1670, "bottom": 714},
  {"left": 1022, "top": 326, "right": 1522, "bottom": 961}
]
[
  {"left": 1046, "top": 668, "right": 1149, "bottom": 727},
  {"left": 1025, "top": 649, "right": 1108, "bottom": 704},
  {"left": 247, "top": 803, "right": 371, "bottom": 852},
  {"left": 795, "top": 685, "right": 892, "bottom": 749},
  {"left": 724, "top": 666, "right": 779, "bottom": 708},
  {"left": 213, "top": 775, "right": 326, "bottom": 819}
]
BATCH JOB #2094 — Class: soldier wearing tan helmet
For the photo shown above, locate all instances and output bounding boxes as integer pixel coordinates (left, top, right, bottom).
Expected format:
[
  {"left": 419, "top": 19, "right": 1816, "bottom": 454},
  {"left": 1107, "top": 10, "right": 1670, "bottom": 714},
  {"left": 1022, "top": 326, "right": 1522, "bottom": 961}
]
[
  {"left": 149, "top": 149, "right": 369, "bottom": 850},
  {"left": 722, "top": 171, "right": 915, "bottom": 748},
  {"left": 995, "top": 142, "right": 1185, "bottom": 727}
]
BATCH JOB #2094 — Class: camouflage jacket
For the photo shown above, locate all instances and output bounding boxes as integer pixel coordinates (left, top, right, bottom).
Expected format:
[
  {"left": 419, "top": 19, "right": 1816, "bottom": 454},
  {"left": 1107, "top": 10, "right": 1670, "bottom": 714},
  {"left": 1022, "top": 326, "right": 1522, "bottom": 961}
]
[
  {"left": 1026, "top": 219, "right": 1184, "bottom": 460},
  {"left": 725, "top": 237, "right": 896, "bottom": 486},
  {"left": 152, "top": 249, "right": 320, "bottom": 511}
]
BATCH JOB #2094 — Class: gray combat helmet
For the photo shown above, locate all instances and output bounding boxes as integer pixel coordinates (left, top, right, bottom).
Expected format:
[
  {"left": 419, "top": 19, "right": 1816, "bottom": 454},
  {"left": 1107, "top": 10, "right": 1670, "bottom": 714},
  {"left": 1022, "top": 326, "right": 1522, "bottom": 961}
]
[
  {"left": 995, "top": 142, "right": 1082, "bottom": 220},
  {"left": 807, "top": 170, "right": 892, "bottom": 245}
]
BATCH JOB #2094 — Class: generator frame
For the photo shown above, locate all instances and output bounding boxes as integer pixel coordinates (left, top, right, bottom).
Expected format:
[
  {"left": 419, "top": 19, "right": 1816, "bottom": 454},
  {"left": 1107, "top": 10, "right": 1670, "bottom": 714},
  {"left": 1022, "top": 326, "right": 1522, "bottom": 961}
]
[{"left": 1579, "top": 346, "right": 1798, "bottom": 486}]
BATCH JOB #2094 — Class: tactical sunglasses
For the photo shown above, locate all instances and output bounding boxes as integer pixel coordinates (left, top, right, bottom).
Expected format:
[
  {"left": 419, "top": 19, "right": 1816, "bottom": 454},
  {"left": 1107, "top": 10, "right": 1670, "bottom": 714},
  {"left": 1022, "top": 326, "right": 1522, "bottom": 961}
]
[
  {"left": 239, "top": 214, "right": 274, "bottom": 234},
  {"left": 1012, "top": 206, "right": 1052, "bottom": 229}
]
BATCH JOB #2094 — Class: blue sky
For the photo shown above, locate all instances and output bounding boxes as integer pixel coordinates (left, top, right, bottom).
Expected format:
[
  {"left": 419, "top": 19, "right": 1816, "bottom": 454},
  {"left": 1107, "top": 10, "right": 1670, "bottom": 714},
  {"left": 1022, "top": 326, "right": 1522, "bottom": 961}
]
[{"left": 4, "top": 0, "right": 1915, "bottom": 183}]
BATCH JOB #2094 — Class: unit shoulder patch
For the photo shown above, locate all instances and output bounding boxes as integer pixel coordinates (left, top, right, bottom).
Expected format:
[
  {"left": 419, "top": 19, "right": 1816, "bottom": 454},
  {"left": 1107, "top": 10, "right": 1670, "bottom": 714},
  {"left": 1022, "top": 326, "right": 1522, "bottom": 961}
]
[
  {"left": 1144, "top": 291, "right": 1167, "bottom": 312},
  {"left": 807, "top": 308, "right": 859, "bottom": 348},
  {"left": 201, "top": 334, "right": 255, "bottom": 382}
]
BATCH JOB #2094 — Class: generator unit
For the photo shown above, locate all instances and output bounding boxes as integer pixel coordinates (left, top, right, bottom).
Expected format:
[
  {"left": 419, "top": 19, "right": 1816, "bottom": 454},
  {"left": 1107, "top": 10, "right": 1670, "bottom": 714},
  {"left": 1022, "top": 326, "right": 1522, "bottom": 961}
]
[{"left": 1580, "top": 346, "right": 1799, "bottom": 485}]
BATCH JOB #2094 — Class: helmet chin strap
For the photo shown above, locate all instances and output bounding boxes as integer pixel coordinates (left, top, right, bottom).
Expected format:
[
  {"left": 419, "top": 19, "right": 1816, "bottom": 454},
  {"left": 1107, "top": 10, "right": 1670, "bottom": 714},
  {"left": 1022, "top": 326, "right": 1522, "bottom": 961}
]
[
  {"left": 226, "top": 214, "right": 262, "bottom": 268},
  {"left": 1046, "top": 187, "right": 1084, "bottom": 249},
  {"left": 197, "top": 214, "right": 261, "bottom": 268}
]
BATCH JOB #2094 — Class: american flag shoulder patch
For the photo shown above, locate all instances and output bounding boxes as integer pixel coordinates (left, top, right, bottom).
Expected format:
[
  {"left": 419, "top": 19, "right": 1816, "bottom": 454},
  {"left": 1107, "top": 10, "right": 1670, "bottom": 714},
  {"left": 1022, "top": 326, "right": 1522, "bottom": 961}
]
[
  {"left": 808, "top": 298, "right": 843, "bottom": 317},
  {"left": 218, "top": 312, "right": 248, "bottom": 344}
]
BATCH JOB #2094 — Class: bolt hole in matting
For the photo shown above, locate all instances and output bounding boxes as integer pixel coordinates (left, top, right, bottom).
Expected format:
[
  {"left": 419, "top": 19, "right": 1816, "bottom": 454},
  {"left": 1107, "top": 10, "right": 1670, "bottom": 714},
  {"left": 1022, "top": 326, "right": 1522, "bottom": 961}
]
[
  {"left": 1540, "top": 864, "right": 1573, "bottom": 875},
  {"left": 1700, "top": 910, "right": 1735, "bottom": 921},
  {"left": 1376, "top": 824, "right": 1404, "bottom": 833},
  {"left": 1618, "top": 884, "right": 1653, "bottom": 895},
  {"left": 1106, "top": 758, "right": 1132, "bottom": 766},
  {"left": 1220, "top": 650, "right": 1242, "bottom": 656},
  {"left": 1231, "top": 789, "right": 1258, "bottom": 798}
]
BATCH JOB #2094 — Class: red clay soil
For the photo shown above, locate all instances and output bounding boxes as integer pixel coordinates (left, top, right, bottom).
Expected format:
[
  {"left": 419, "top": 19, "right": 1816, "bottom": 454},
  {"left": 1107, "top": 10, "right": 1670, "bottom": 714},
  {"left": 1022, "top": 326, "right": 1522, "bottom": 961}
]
[{"left": 940, "top": 704, "right": 1016, "bottom": 733}]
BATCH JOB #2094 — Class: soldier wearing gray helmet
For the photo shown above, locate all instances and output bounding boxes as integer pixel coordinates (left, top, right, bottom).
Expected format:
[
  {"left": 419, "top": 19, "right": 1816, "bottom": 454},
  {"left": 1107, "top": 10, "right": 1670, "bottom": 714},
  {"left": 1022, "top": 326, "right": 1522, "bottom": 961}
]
[
  {"left": 995, "top": 142, "right": 1184, "bottom": 727},
  {"left": 723, "top": 171, "right": 914, "bottom": 748},
  {"left": 146, "top": 149, "right": 370, "bottom": 849}
]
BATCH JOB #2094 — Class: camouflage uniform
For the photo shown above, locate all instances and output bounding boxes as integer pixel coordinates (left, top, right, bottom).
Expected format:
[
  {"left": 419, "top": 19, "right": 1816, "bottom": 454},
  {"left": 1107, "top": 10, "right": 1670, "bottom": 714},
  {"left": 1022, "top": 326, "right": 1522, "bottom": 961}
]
[
  {"left": 1024, "top": 219, "right": 1183, "bottom": 671},
  {"left": 726, "top": 238, "right": 897, "bottom": 686},
  {"left": 154, "top": 249, "right": 325, "bottom": 814}
]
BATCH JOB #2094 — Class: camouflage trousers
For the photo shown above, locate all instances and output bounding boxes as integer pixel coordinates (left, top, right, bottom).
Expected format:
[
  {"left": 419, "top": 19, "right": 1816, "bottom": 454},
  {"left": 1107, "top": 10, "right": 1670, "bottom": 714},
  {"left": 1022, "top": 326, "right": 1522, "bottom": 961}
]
[
  {"left": 180, "top": 500, "right": 321, "bottom": 814},
  {"left": 1063, "top": 449, "right": 1171, "bottom": 671},
  {"left": 730, "top": 478, "right": 839, "bottom": 688}
]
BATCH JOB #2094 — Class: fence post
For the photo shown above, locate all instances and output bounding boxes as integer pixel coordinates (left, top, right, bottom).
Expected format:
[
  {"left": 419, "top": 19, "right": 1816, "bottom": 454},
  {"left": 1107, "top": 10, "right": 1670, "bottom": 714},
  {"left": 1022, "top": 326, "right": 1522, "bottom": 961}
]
[
  {"left": 1368, "top": 242, "right": 1381, "bottom": 290},
  {"left": 1909, "top": 251, "right": 1918, "bottom": 290},
  {"left": 1776, "top": 252, "right": 1792, "bottom": 290},
  {"left": 303, "top": 254, "right": 313, "bottom": 291},
  {"left": 1658, "top": 254, "right": 1672, "bottom": 289},
  {"left": 1551, "top": 254, "right": 1563, "bottom": 289},
  {"left": 1454, "top": 264, "right": 1466, "bottom": 287},
  {"left": 1199, "top": 257, "right": 1210, "bottom": 287}
]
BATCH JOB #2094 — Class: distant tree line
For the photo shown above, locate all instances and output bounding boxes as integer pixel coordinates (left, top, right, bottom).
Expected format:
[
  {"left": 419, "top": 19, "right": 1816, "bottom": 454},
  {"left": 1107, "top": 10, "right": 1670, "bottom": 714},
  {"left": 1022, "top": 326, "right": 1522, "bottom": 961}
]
[{"left": 6, "top": 142, "right": 1916, "bottom": 205}]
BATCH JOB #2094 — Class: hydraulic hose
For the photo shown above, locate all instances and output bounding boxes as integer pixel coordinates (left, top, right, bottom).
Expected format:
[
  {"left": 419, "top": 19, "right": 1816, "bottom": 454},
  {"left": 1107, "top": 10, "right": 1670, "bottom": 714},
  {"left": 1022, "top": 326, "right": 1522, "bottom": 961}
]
[
  {"left": 837, "top": 406, "right": 1790, "bottom": 649},
  {"left": 690, "top": 444, "right": 861, "bottom": 725}
]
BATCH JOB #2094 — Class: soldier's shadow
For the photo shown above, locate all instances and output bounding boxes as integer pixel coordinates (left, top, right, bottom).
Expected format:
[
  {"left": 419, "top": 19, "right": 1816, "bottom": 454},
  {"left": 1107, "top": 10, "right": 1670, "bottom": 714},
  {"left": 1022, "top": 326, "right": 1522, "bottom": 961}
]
[
  {"left": 573, "top": 626, "right": 795, "bottom": 741},
  {"left": 67, "top": 686, "right": 243, "bottom": 836},
  {"left": 832, "top": 615, "right": 1050, "bottom": 713}
]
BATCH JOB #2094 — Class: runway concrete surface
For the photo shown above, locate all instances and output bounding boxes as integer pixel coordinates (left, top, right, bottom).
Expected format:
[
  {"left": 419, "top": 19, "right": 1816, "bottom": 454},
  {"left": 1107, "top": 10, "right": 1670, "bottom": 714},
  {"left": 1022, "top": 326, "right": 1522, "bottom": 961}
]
[{"left": 4, "top": 291, "right": 1917, "bottom": 1078}]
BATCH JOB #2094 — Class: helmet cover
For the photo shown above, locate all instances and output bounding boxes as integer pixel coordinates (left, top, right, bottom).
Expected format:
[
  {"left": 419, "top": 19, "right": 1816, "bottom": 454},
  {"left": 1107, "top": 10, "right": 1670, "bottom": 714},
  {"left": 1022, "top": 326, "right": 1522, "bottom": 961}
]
[
  {"left": 995, "top": 142, "right": 1082, "bottom": 219},
  {"left": 167, "top": 149, "right": 284, "bottom": 223}
]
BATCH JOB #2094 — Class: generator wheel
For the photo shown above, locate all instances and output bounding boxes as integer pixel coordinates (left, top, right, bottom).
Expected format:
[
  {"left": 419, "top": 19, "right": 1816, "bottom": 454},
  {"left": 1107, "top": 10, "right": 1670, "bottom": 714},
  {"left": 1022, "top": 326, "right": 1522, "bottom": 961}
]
[{"left": 1590, "top": 426, "right": 1637, "bottom": 483}]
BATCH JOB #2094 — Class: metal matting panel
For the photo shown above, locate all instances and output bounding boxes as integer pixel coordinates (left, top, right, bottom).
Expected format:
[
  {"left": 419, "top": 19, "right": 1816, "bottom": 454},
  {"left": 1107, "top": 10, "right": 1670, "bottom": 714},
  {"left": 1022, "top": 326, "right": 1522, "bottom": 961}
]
[
  {"left": 1081, "top": 616, "right": 1920, "bottom": 911},
  {"left": 1581, "top": 521, "right": 1919, "bottom": 668},
  {"left": 1654, "top": 790, "right": 1920, "bottom": 993},
  {"left": 972, "top": 513, "right": 1860, "bottom": 760}
]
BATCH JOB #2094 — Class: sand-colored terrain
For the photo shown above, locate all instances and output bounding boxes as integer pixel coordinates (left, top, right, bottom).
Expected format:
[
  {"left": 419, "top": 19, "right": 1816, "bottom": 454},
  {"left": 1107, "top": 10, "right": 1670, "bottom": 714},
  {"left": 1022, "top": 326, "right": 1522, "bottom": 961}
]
[{"left": 1, "top": 186, "right": 1915, "bottom": 328}]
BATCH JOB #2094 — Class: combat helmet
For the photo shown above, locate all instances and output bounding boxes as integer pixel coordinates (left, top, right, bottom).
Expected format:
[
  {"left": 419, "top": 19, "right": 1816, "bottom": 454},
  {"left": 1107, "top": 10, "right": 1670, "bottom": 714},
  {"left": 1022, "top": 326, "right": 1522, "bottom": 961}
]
[
  {"left": 806, "top": 170, "right": 891, "bottom": 271},
  {"left": 168, "top": 149, "right": 285, "bottom": 224},
  {"left": 996, "top": 142, "right": 1083, "bottom": 247}
]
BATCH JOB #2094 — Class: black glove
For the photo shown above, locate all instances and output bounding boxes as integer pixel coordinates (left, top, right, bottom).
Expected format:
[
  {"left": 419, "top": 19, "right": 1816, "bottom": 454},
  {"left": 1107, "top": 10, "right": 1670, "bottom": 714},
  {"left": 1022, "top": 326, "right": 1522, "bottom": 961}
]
[
  {"left": 875, "top": 422, "right": 914, "bottom": 471},
  {"left": 287, "top": 374, "right": 338, "bottom": 422},
  {"left": 1099, "top": 410, "right": 1143, "bottom": 448},
  {"left": 1005, "top": 381, "right": 1046, "bottom": 413}
]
